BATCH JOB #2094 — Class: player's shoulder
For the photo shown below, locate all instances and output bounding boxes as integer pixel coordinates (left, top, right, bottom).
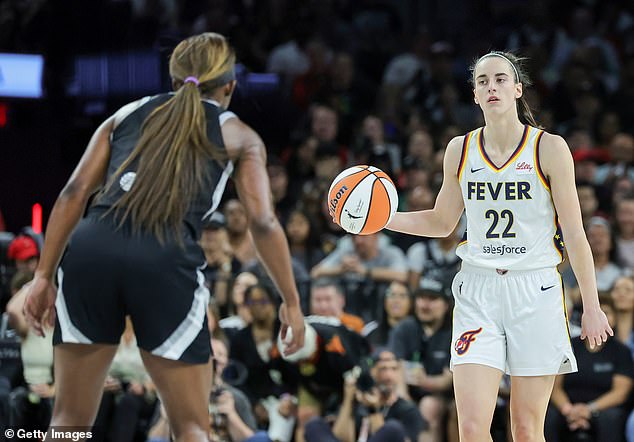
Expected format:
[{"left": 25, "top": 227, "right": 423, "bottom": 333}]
[
  {"left": 112, "top": 95, "right": 159, "bottom": 129},
  {"left": 447, "top": 134, "right": 466, "bottom": 152},
  {"left": 536, "top": 130, "right": 571, "bottom": 159}
]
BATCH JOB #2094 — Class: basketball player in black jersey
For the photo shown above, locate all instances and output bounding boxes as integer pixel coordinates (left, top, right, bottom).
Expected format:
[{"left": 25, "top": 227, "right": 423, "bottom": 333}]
[{"left": 22, "top": 33, "right": 305, "bottom": 442}]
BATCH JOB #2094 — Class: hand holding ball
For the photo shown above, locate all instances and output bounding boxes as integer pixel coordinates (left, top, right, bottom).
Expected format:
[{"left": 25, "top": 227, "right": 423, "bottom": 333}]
[{"left": 328, "top": 165, "right": 398, "bottom": 235}]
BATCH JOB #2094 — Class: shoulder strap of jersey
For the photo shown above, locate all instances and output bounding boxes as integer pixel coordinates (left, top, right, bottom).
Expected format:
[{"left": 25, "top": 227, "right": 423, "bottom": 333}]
[{"left": 457, "top": 129, "right": 479, "bottom": 181}]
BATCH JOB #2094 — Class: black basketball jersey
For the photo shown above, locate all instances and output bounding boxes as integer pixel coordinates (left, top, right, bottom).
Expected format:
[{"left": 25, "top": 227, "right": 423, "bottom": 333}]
[{"left": 91, "top": 94, "right": 234, "bottom": 240}]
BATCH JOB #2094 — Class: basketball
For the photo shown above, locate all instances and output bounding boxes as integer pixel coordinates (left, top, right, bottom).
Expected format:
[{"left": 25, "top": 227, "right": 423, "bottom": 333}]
[{"left": 328, "top": 165, "right": 398, "bottom": 235}]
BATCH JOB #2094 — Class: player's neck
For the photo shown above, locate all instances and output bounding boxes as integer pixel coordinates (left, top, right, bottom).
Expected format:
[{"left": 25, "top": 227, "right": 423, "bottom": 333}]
[{"left": 482, "top": 117, "right": 525, "bottom": 155}]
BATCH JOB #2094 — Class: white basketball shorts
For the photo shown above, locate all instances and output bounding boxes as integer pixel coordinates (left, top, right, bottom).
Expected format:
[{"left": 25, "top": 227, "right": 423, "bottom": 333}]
[{"left": 450, "top": 263, "right": 577, "bottom": 376}]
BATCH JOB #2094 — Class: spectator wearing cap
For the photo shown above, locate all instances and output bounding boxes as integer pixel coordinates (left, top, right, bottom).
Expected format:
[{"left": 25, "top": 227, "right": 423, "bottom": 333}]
[
  {"left": 572, "top": 147, "right": 610, "bottom": 186},
  {"left": 388, "top": 278, "right": 453, "bottom": 442},
  {"left": 7, "top": 235, "right": 39, "bottom": 273},
  {"left": 200, "top": 211, "right": 242, "bottom": 318}
]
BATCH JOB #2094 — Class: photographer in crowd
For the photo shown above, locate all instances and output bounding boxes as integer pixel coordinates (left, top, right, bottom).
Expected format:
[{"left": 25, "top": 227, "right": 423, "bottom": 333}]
[
  {"left": 303, "top": 348, "right": 426, "bottom": 442},
  {"left": 148, "top": 338, "right": 261, "bottom": 442}
]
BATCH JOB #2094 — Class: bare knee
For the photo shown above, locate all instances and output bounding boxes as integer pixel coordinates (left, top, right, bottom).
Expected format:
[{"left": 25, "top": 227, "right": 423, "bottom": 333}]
[
  {"left": 511, "top": 418, "right": 542, "bottom": 442},
  {"left": 459, "top": 419, "right": 491, "bottom": 441},
  {"left": 419, "top": 396, "right": 445, "bottom": 429},
  {"left": 172, "top": 423, "right": 209, "bottom": 442}
]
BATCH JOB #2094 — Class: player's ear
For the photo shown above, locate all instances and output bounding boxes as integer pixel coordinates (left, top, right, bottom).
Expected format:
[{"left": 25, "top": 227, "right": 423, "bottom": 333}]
[
  {"left": 515, "top": 82, "right": 523, "bottom": 100},
  {"left": 473, "top": 90, "right": 478, "bottom": 104}
]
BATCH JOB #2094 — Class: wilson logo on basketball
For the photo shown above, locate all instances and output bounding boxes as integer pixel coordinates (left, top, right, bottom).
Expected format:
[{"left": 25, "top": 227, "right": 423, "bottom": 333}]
[
  {"left": 329, "top": 185, "right": 348, "bottom": 215},
  {"left": 454, "top": 327, "right": 483, "bottom": 355}
]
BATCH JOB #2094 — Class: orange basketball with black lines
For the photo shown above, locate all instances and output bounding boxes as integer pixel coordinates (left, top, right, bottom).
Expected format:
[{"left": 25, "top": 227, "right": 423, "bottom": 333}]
[{"left": 328, "top": 165, "right": 399, "bottom": 235}]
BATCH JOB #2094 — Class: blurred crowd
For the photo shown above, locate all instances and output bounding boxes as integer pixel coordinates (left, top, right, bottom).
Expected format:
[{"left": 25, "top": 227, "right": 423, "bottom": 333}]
[{"left": 1, "top": 0, "right": 634, "bottom": 441}]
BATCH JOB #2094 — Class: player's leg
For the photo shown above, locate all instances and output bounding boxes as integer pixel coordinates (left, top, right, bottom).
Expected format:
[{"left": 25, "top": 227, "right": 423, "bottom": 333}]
[
  {"left": 47, "top": 344, "right": 118, "bottom": 430},
  {"left": 504, "top": 268, "right": 572, "bottom": 442},
  {"left": 509, "top": 375, "right": 556, "bottom": 442},
  {"left": 453, "top": 364, "right": 503, "bottom": 442},
  {"left": 141, "top": 350, "right": 212, "bottom": 442},
  {"left": 450, "top": 267, "right": 507, "bottom": 441}
]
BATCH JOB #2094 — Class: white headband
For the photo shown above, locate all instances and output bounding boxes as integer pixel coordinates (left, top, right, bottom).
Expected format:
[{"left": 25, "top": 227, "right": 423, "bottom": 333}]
[{"left": 478, "top": 52, "right": 520, "bottom": 82}]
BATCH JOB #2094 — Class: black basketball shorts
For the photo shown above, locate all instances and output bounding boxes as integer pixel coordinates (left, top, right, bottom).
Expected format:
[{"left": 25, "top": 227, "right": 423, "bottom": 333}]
[{"left": 52, "top": 214, "right": 211, "bottom": 364}]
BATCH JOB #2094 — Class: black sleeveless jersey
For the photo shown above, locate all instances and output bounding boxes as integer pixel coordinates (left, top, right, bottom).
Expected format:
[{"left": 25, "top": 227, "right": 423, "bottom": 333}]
[{"left": 90, "top": 94, "right": 234, "bottom": 240}]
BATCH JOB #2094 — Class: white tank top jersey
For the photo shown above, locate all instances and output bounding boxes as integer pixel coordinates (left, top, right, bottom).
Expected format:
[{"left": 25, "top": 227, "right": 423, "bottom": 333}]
[{"left": 456, "top": 125, "right": 564, "bottom": 270}]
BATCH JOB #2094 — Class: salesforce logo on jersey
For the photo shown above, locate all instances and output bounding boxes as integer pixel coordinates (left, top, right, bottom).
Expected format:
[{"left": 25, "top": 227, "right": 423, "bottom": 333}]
[{"left": 482, "top": 244, "right": 527, "bottom": 256}]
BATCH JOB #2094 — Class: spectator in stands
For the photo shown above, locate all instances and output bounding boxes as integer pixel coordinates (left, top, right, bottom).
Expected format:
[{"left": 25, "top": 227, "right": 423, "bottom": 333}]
[
  {"left": 308, "top": 104, "right": 347, "bottom": 164},
  {"left": 311, "top": 233, "right": 407, "bottom": 321},
  {"left": 615, "top": 195, "right": 634, "bottom": 272},
  {"left": 563, "top": 216, "right": 623, "bottom": 291},
  {"left": 200, "top": 212, "right": 242, "bottom": 318},
  {"left": 362, "top": 281, "right": 412, "bottom": 349},
  {"left": 267, "top": 156, "right": 296, "bottom": 225},
  {"left": 285, "top": 136, "right": 319, "bottom": 194},
  {"left": 388, "top": 278, "right": 453, "bottom": 442},
  {"left": 219, "top": 271, "right": 257, "bottom": 339},
  {"left": 303, "top": 348, "right": 425, "bottom": 442},
  {"left": 207, "top": 300, "right": 228, "bottom": 346},
  {"left": 285, "top": 209, "right": 326, "bottom": 273},
  {"left": 229, "top": 284, "right": 297, "bottom": 409},
  {"left": 6, "top": 235, "right": 39, "bottom": 274},
  {"left": 323, "top": 52, "right": 376, "bottom": 144},
  {"left": 576, "top": 181, "right": 601, "bottom": 227},
  {"left": 595, "top": 133, "right": 634, "bottom": 186},
  {"left": 406, "top": 221, "right": 462, "bottom": 292},
  {"left": 611, "top": 276, "right": 634, "bottom": 356},
  {"left": 547, "top": 294, "right": 633, "bottom": 442},
  {"left": 279, "top": 316, "right": 370, "bottom": 442},
  {"left": 210, "top": 338, "right": 263, "bottom": 442},
  {"left": 353, "top": 114, "right": 401, "bottom": 177},
  {"left": 402, "top": 130, "right": 435, "bottom": 178},
  {"left": 292, "top": 39, "right": 333, "bottom": 110},
  {"left": 224, "top": 199, "right": 258, "bottom": 266},
  {"left": 310, "top": 278, "right": 364, "bottom": 334},
  {"left": 588, "top": 216, "right": 625, "bottom": 291}
]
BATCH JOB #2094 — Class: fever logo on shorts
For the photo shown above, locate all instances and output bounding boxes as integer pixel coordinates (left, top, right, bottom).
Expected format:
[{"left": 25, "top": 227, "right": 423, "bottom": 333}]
[{"left": 454, "top": 327, "right": 483, "bottom": 355}]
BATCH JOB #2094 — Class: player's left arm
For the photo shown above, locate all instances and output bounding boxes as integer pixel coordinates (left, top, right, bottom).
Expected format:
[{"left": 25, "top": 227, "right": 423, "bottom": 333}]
[
  {"left": 35, "top": 117, "right": 114, "bottom": 280},
  {"left": 540, "top": 132, "right": 612, "bottom": 347}
]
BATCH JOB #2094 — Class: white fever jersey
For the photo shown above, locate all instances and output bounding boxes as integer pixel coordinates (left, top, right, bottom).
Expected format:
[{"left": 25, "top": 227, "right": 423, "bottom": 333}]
[{"left": 456, "top": 125, "right": 564, "bottom": 270}]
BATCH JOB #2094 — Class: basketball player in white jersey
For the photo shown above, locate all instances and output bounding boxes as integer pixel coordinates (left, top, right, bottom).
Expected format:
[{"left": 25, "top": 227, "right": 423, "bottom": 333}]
[{"left": 387, "top": 51, "right": 612, "bottom": 442}]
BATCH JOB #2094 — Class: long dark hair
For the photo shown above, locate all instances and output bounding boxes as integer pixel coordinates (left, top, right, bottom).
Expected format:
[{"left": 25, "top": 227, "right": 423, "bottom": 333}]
[
  {"left": 470, "top": 51, "right": 540, "bottom": 128},
  {"left": 105, "top": 33, "right": 234, "bottom": 242}
]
